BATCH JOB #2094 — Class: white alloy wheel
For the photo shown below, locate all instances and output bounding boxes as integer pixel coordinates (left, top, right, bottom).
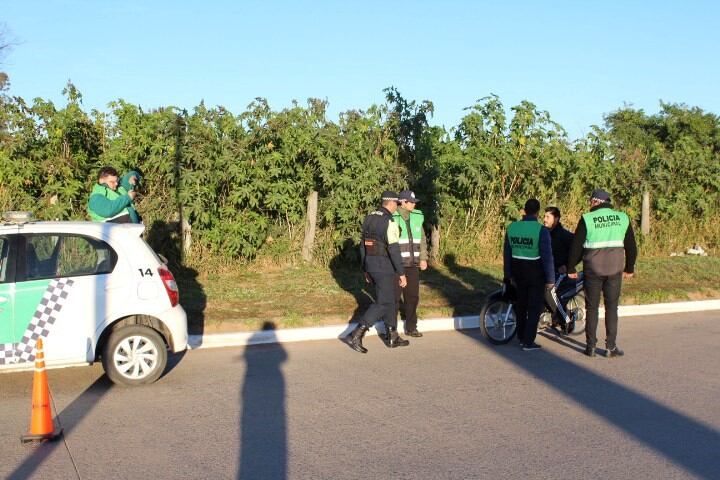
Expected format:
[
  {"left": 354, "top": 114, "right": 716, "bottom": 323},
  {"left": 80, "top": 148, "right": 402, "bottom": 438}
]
[{"left": 102, "top": 325, "right": 168, "bottom": 386}]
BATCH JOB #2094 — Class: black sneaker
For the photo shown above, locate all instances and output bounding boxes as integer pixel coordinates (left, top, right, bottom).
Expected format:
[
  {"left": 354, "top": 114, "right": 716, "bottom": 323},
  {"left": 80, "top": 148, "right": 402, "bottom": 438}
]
[
  {"left": 405, "top": 329, "right": 423, "bottom": 338},
  {"left": 584, "top": 345, "right": 596, "bottom": 357},
  {"left": 605, "top": 346, "right": 624, "bottom": 358},
  {"left": 522, "top": 343, "right": 542, "bottom": 351}
]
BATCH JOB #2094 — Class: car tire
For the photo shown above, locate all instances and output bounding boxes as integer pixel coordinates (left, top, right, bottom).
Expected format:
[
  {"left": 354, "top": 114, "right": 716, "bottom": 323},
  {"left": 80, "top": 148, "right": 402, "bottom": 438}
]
[{"left": 102, "top": 325, "right": 168, "bottom": 386}]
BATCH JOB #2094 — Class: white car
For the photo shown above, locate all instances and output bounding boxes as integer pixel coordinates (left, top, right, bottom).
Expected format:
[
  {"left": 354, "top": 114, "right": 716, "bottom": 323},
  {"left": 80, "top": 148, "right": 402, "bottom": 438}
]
[{"left": 0, "top": 212, "right": 188, "bottom": 385}]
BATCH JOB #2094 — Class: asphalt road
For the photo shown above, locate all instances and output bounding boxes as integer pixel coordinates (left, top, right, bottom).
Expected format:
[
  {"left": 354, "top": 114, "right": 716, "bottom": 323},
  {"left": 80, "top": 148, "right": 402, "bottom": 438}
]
[{"left": 2, "top": 311, "right": 719, "bottom": 480}]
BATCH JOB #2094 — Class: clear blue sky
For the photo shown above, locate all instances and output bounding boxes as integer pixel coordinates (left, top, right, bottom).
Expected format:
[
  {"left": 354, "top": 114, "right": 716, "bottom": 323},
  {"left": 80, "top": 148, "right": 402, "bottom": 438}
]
[{"left": 3, "top": 0, "right": 719, "bottom": 139}]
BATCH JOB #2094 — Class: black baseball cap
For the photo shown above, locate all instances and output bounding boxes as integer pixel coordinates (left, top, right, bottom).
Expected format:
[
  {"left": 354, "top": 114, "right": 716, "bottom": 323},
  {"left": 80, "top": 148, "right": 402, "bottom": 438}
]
[
  {"left": 590, "top": 189, "right": 611, "bottom": 202},
  {"left": 381, "top": 190, "right": 399, "bottom": 202},
  {"left": 399, "top": 190, "right": 419, "bottom": 203}
]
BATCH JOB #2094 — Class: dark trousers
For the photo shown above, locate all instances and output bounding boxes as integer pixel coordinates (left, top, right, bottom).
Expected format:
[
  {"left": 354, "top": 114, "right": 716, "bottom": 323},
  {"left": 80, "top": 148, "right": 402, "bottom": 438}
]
[
  {"left": 360, "top": 272, "right": 398, "bottom": 329},
  {"left": 395, "top": 266, "right": 420, "bottom": 332},
  {"left": 584, "top": 271, "right": 622, "bottom": 349},
  {"left": 513, "top": 278, "right": 545, "bottom": 346}
]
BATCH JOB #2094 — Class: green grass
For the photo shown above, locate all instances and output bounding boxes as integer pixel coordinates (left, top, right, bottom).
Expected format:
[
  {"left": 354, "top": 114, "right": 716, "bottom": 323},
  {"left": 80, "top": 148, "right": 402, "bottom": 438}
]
[{"left": 177, "top": 256, "right": 720, "bottom": 334}]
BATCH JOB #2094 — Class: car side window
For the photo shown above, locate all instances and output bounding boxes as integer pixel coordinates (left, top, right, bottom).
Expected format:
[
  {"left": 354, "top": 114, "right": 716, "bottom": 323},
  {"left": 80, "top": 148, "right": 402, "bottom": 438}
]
[
  {"left": 25, "top": 235, "right": 60, "bottom": 280},
  {"left": 24, "top": 234, "right": 117, "bottom": 280},
  {"left": 57, "top": 235, "right": 116, "bottom": 277}
]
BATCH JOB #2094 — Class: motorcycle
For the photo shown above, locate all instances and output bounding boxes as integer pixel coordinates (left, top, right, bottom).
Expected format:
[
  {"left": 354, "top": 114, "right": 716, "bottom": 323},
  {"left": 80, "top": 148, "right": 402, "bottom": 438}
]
[{"left": 479, "top": 273, "right": 586, "bottom": 345}]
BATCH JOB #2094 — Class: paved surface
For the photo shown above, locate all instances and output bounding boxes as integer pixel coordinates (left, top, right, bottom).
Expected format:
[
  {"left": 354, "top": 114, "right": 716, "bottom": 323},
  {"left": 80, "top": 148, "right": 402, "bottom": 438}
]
[{"left": 1, "top": 311, "right": 719, "bottom": 480}]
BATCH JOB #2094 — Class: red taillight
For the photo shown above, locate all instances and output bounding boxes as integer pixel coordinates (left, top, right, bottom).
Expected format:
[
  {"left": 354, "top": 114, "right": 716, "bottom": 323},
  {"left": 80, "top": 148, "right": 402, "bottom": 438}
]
[{"left": 158, "top": 266, "right": 179, "bottom": 307}]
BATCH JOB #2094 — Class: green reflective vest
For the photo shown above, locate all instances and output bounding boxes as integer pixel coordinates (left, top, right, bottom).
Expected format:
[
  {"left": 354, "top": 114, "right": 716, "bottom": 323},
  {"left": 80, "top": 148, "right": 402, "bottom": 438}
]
[
  {"left": 507, "top": 220, "right": 541, "bottom": 260},
  {"left": 582, "top": 208, "right": 629, "bottom": 249},
  {"left": 393, "top": 210, "right": 424, "bottom": 266},
  {"left": 87, "top": 183, "right": 130, "bottom": 222}
]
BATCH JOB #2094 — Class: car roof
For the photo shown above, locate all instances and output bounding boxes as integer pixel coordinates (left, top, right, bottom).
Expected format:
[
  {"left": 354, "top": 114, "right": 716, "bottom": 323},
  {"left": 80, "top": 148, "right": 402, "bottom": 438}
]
[{"left": 0, "top": 221, "right": 145, "bottom": 238}]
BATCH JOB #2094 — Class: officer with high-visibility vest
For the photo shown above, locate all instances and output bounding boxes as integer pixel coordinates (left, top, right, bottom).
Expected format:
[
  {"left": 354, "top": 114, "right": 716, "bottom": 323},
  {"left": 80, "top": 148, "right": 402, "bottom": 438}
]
[
  {"left": 392, "top": 190, "right": 428, "bottom": 337},
  {"left": 567, "top": 189, "right": 637, "bottom": 358},
  {"left": 87, "top": 166, "right": 138, "bottom": 223},
  {"left": 345, "top": 191, "right": 409, "bottom": 353},
  {"left": 503, "top": 198, "right": 555, "bottom": 351}
]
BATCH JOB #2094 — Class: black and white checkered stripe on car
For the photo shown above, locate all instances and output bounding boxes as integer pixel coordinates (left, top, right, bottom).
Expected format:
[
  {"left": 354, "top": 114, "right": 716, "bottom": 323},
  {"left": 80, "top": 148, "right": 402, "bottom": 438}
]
[{"left": 0, "top": 278, "right": 75, "bottom": 365}]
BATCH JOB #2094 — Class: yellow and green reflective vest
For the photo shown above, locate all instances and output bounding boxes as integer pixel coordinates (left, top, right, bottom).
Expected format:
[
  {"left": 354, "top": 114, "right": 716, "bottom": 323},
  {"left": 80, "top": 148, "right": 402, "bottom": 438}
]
[
  {"left": 582, "top": 208, "right": 629, "bottom": 249},
  {"left": 507, "top": 220, "right": 542, "bottom": 260},
  {"left": 393, "top": 210, "right": 424, "bottom": 266}
]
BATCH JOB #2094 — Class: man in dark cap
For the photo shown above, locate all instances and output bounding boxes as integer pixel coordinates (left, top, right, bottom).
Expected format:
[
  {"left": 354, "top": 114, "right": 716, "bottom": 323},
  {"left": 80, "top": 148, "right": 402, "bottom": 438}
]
[
  {"left": 567, "top": 189, "right": 637, "bottom": 358},
  {"left": 503, "top": 198, "right": 555, "bottom": 351},
  {"left": 345, "top": 190, "right": 409, "bottom": 353},
  {"left": 392, "top": 190, "right": 428, "bottom": 337}
]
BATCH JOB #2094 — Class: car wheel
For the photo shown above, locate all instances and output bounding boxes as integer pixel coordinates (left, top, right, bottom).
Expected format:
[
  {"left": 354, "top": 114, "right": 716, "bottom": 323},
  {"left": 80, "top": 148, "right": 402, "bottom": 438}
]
[{"left": 102, "top": 325, "right": 168, "bottom": 386}]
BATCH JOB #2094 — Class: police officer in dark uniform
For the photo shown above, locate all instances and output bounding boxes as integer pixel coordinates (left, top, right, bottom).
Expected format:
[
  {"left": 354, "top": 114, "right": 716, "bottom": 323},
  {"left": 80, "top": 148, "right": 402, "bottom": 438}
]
[
  {"left": 567, "top": 189, "right": 637, "bottom": 358},
  {"left": 345, "top": 191, "right": 409, "bottom": 353},
  {"left": 503, "top": 199, "right": 555, "bottom": 351}
]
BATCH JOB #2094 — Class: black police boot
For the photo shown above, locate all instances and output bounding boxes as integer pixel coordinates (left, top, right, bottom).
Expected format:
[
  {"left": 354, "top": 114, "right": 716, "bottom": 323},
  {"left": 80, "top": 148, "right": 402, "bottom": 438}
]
[
  {"left": 345, "top": 324, "right": 369, "bottom": 353},
  {"left": 387, "top": 326, "right": 410, "bottom": 348},
  {"left": 405, "top": 328, "right": 423, "bottom": 337}
]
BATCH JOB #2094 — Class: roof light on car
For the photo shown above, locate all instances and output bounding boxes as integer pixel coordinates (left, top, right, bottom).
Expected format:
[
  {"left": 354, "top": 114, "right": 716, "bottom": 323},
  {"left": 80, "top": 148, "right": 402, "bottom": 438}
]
[{"left": 2, "top": 211, "right": 36, "bottom": 224}]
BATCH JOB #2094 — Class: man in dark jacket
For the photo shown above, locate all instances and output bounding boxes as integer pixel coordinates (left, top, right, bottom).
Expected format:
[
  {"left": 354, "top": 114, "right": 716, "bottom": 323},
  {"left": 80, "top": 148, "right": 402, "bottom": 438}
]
[
  {"left": 567, "top": 189, "right": 637, "bottom": 358},
  {"left": 345, "top": 191, "right": 409, "bottom": 353},
  {"left": 503, "top": 199, "right": 555, "bottom": 351},
  {"left": 543, "top": 206, "right": 574, "bottom": 331}
]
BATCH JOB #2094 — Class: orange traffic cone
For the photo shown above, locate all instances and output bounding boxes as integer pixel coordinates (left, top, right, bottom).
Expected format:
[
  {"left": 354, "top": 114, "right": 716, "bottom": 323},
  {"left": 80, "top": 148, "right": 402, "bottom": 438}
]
[{"left": 21, "top": 339, "right": 62, "bottom": 443}]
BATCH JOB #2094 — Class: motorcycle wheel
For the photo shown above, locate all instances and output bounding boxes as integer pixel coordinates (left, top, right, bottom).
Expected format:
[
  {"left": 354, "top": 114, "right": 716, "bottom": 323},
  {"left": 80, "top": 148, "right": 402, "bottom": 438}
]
[
  {"left": 566, "top": 291, "right": 586, "bottom": 336},
  {"left": 480, "top": 294, "right": 517, "bottom": 345}
]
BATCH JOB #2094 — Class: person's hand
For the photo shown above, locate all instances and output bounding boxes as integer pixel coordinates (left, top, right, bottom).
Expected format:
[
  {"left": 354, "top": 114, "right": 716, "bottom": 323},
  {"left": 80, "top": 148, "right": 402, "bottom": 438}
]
[
  {"left": 364, "top": 272, "right": 372, "bottom": 284},
  {"left": 558, "top": 265, "right": 567, "bottom": 274},
  {"left": 129, "top": 176, "right": 137, "bottom": 186},
  {"left": 545, "top": 283, "right": 555, "bottom": 290},
  {"left": 128, "top": 190, "right": 137, "bottom": 200},
  {"left": 568, "top": 272, "right": 578, "bottom": 279},
  {"left": 419, "top": 260, "right": 428, "bottom": 271},
  {"left": 398, "top": 275, "right": 407, "bottom": 288},
  {"left": 623, "top": 272, "right": 634, "bottom": 280}
]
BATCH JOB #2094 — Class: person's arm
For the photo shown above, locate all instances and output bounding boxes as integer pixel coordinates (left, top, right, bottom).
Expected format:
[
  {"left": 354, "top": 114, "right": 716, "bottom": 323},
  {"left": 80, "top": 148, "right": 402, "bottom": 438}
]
[
  {"left": 539, "top": 227, "right": 555, "bottom": 285},
  {"left": 88, "top": 191, "right": 132, "bottom": 218},
  {"left": 386, "top": 220, "right": 405, "bottom": 276},
  {"left": 624, "top": 224, "right": 637, "bottom": 274},
  {"left": 566, "top": 218, "right": 587, "bottom": 274},
  {"left": 419, "top": 226, "right": 428, "bottom": 262},
  {"left": 503, "top": 233, "right": 512, "bottom": 280}
]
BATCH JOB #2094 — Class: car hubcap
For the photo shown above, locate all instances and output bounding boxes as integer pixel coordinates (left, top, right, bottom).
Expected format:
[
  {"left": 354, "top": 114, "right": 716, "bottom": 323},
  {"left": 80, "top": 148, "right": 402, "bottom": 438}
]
[{"left": 114, "top": 335, "right": 158, "bottom": 380}]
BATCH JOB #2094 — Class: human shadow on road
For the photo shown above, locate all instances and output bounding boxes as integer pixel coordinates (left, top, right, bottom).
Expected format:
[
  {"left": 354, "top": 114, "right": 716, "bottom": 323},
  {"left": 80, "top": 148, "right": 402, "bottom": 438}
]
[
  {"left": 426, "top": 261, "right": 720, "bottom": 480},
  {"left": 8, "top": 375, "right": 114, "bottom": 480},
  {"left": 238, "top": 322, "right": 288, "bottom": 480}
]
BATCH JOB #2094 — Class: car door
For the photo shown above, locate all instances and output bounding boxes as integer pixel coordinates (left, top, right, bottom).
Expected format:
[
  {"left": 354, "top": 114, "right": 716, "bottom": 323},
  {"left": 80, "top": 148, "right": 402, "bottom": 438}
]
[
  {"left": 0, "top": 234, "right": 17, "bottom": 366},
  {"left": 14, "top": 232, "right": 112, "bottom": 364}
]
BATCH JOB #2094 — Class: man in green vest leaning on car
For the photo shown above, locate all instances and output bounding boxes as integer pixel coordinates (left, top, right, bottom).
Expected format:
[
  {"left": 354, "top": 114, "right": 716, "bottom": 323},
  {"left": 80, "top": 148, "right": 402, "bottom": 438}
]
[
  {"left": 87, "top": 166, "right": 139, "bottom": 223},
  {"left": 567, "top": 189, "right": 637, "bottom": 358},
  {"left": 392, "top": 190, "right": 428, "bottom": 338}
]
